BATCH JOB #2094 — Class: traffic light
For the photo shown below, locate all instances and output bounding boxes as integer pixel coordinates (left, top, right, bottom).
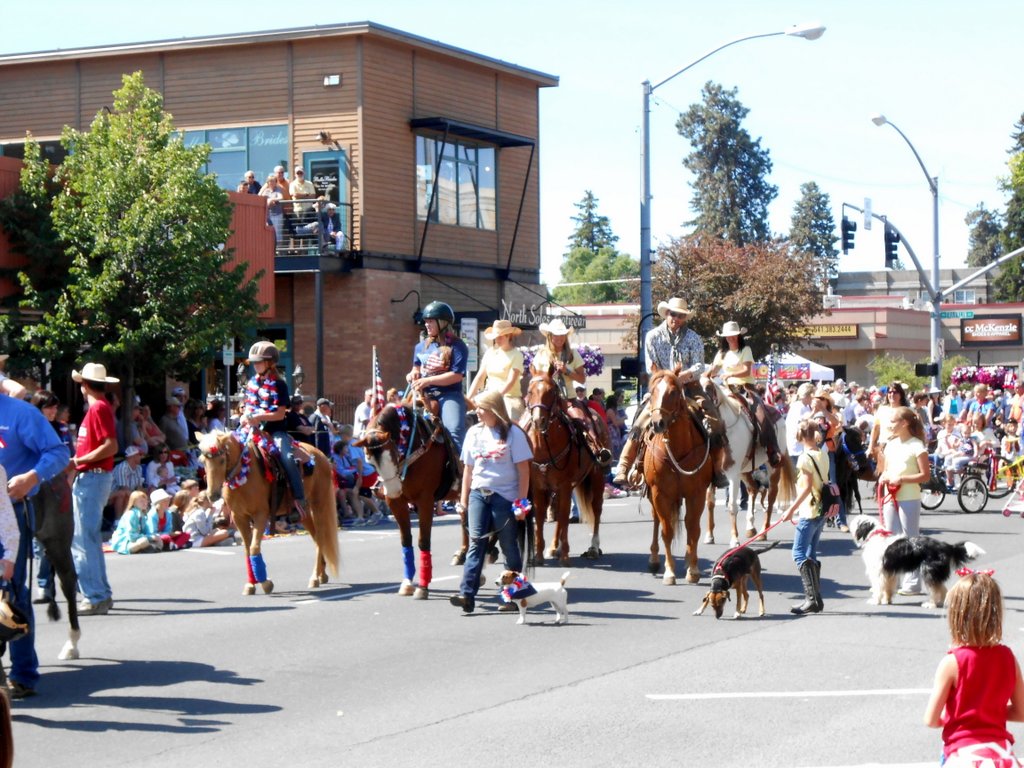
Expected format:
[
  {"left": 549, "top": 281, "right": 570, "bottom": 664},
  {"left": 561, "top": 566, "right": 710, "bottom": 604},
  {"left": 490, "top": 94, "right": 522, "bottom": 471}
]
[
  {"left": 884, "top": 224, "right": 900, "bottom": 268},
  {"left": 841, "top": 216, "right": 856, "bottom": 254}
]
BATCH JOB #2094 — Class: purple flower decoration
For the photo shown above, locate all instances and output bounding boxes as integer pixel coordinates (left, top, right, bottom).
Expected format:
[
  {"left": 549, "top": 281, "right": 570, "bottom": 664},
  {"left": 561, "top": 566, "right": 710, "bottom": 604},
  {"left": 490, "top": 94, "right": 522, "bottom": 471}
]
[
  {"left": 951, "top": 365, "right": 1010, "bottom": 388},
  {"left": 518, "top": 343, "right": 605, "bottom": 378}
]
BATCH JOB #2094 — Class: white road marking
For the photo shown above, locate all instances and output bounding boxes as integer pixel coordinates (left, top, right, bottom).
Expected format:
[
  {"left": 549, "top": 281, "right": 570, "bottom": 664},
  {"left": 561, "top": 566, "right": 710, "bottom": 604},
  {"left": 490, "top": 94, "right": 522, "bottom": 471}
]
[
  {"left": 296, "top": 575, "right": 460, "bottom": 604},
  {"left": 647, "top": 688, "right": 931, "bottom": 701}
]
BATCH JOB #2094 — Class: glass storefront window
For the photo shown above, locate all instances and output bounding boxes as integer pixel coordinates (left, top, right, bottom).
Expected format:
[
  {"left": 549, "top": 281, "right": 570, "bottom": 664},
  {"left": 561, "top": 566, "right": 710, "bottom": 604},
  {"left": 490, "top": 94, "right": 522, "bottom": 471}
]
[
  {"left": 183, "top": 124, "right": 289, "bottom": 190},
  {"left": 415, "top": 134, "right": 496, "bottom": 230}
]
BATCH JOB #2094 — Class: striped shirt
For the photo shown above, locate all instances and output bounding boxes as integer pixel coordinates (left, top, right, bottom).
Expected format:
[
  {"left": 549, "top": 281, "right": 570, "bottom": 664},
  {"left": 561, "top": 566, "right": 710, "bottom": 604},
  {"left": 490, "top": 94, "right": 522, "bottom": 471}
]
[
  {"left": 644, "top": 322, "right": 705, "bottom": 376},
  {"left": 112, "top": 459, "right": 145, "bottom": 491}
]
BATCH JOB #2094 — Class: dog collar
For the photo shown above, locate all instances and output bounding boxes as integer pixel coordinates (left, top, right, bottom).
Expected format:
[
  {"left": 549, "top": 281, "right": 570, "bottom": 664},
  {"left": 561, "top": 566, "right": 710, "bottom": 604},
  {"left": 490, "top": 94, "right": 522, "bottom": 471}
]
[{"left": 866, "top": 528, "right": 893, "bottom": 541}]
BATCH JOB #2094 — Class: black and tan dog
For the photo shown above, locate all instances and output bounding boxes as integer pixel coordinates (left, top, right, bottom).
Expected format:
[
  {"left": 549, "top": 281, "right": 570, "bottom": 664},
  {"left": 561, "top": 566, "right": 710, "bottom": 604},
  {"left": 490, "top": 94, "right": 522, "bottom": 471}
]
[{"left": 693, "top": 542, "right": 776, "bottom": 619}]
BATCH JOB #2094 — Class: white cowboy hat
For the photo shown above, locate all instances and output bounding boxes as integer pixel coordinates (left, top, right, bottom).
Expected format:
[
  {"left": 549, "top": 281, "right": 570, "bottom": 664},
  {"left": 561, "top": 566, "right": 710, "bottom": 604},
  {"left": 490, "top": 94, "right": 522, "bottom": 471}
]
[
  {"left": 150, "top": 488, "right": 172, "bottom": 505},
  {"left": 715, "top": 321, "right": 747, "bottom": 337},
  {"left": 72, "top": 362, "right": 120, "bottom": 384},
  {"left": 538, "top": 318, "right": 574, "bottom": 337},
  {"left": 656, "top": 297, "right": 693, "bottom": 319},
  {"left": 483, "top": 319, "right": 523, "bottom": 340}
]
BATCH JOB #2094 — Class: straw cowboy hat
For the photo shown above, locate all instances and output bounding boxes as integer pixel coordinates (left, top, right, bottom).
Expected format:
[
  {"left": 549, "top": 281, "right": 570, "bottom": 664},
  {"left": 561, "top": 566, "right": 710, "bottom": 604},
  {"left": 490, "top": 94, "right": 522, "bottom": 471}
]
[
  {"left": 656, "top": 297, "right": 693, "bottom": 319},
  {"left": 715, "top": 321, "right": 748, "bottom": 337},
  {"left": 473, "top": 389, "right": 511, "bottom": 425},
  {"left": 812, "top": 387, "right": 834, "bottom": 407},
  {"left": 538, "top": 318, "right": 574, "bottom": 337},
  {"left": 483, "top": 319, "right": 523, "bottom": 340},
  {"left": 72, "top": 362, "right": 120, "bottom": 384}
]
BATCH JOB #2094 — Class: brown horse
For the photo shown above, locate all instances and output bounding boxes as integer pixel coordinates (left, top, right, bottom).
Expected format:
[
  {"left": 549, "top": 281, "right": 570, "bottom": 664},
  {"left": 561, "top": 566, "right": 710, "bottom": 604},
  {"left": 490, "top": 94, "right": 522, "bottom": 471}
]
[
  {"left": 356, "top": 404, "right": 459, "bottom": 598},
  {"left": 524, "top": 370, "right": 604, "bottom": 566},
  {"left": 644, "top": 366, "right": 715, "bottom": 585},
  {"left": 199, "top": 431, "right": 339, "bottom": 594}
]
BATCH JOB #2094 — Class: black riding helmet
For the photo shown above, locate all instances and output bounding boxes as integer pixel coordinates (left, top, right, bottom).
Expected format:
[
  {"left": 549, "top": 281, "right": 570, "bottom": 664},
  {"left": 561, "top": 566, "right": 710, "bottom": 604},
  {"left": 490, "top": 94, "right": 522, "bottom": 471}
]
[{"left": 421, "top": 301, "right": 455, "bottom": 325}]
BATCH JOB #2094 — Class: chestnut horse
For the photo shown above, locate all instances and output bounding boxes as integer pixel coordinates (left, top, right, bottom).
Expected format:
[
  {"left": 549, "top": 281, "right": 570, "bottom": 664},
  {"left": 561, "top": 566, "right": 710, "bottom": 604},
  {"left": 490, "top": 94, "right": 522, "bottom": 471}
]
[
  {"left": 524, "top": 371, "right": 604, "bottom": 566},
  {"left": 200, "top": 431, "right": 339, "bottom": 594},
  {"left": 644, "top": 366, "right": 715, "bottom": 585},
  {"left": 356, "top": 404, "right": 460, "bottom": 599}
]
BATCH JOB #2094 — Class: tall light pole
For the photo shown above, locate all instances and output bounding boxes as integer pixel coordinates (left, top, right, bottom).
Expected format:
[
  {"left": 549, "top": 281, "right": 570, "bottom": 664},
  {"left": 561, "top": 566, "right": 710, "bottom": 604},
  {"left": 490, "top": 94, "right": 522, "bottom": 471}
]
[
  {"left": 871, "top": 114, "right": 942, "bottom": 390},
  {"left": 638, "top": 23, "right": 825, "bottom": 374}
]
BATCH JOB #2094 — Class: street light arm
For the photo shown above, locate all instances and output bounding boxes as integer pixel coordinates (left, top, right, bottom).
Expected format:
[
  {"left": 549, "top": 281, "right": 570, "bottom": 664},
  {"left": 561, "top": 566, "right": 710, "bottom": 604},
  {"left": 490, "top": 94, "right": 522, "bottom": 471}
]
[
  {"left": 650, "top": 32, "right": 783, "bottom": 92},
  {"left": 879, "top": 119, "right": 938, "bottom": 195}
]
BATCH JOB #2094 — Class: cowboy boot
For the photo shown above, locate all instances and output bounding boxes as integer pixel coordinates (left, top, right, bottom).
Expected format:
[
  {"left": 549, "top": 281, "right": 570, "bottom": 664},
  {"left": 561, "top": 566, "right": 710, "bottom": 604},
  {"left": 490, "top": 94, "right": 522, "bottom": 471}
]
[
  {"left": 791, "top": 560, "right": 821, "bottom": 615},
  {"left": 613, "top": 435, "right": 639, "bottom": 485},
  {"left": 711, "top": 445, "right": 730, "bottom": 489},
  {"left": 810, "top": 559, "right": 824, "bottom": 612}
]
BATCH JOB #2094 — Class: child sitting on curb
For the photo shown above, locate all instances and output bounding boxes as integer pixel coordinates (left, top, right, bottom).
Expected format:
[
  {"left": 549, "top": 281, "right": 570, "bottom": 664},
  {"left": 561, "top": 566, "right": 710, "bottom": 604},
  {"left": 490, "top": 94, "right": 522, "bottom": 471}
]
[
  {"left": 111, "top": 490, "right": 157, "bottom": 554},
  {"left": 147, "top": 488, "right": 191, "bottom": 551}
]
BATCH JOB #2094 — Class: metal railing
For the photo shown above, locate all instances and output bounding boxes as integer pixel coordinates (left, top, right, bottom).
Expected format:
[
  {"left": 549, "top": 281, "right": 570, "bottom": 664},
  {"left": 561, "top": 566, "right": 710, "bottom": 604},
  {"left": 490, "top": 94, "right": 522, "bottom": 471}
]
[{"left": 270, "top": 198, "right": 353, "bottom": 258}]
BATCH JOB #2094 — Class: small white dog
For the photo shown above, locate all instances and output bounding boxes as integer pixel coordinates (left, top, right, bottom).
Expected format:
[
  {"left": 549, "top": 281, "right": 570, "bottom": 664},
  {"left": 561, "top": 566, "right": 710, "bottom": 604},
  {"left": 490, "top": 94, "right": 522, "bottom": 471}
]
[{"left": 495, "top": 570, "right": 570, "bottom": 625}]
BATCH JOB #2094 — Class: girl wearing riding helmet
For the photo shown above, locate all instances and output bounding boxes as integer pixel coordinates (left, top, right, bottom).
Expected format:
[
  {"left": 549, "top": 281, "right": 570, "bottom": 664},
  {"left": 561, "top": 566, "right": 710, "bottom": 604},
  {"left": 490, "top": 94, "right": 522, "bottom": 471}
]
[
  {"left": 242, "top": 340, "right": 309, "bottom": 517},
  {"left": 706, "top": 321, "right": 782, "bottom": 467},
  {"left": 407, "top": 301, "right": 469, "bottom": 451},
  {"left": 531, "top": 318, "right": 611, "bottom": 465}
]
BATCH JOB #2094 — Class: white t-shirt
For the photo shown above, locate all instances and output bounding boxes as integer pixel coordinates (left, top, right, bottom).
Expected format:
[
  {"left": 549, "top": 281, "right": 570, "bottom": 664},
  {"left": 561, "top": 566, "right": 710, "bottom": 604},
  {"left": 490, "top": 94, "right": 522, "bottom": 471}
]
[{"left": 460, "top": 422, "right": 533, "bottom": 502}]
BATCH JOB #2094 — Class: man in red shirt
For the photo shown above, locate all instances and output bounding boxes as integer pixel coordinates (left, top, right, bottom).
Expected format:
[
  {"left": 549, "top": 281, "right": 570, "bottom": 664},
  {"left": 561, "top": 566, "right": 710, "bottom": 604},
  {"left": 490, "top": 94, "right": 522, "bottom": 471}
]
[{"left": 71, "top": 363, "right": 119, "bottom": 616}]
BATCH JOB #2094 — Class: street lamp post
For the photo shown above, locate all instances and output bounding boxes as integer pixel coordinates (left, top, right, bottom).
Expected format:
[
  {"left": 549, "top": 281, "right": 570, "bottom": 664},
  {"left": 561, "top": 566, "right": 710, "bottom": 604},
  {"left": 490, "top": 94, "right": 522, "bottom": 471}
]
[
  {"left": 871, "top": 114, "right": 942, "bottom": 390},
  {"left": 639, "top": 23, "right": 825, "bottom": 374}
]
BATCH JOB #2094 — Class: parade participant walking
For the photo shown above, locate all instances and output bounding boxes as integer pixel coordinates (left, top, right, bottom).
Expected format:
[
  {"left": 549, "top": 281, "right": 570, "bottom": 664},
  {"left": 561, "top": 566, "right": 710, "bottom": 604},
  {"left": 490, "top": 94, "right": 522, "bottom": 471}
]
[
  {"left": 613, "top": 297, "right": 728, "bottom": 487},
  {"left": 449, "top": 390, "right": 532, "bottom": 614},
  {"left": 924, "top": 570, "right": 1024, "bottom": 766},
  {"left": 406, "top": 301, "right": 469, "bottom": 451},
  {"left": 0, "top": 387, "right": 69, "bottom": 698},
  {"left": 467, "top": 319, "right": 525, "bottom": 421},
  {"left": 71, "top": 362, "right": 120, "bottom": 617},
  {"left": 241, "top": 341, "right": 310, "bottom": 518}
]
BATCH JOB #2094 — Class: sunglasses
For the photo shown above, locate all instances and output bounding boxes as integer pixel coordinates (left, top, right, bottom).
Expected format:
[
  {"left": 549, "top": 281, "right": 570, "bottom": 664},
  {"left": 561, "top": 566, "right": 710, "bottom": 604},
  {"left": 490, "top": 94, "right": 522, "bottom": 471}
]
[{"left": 667, "top": 311, "right": 686, "bottom": 319}]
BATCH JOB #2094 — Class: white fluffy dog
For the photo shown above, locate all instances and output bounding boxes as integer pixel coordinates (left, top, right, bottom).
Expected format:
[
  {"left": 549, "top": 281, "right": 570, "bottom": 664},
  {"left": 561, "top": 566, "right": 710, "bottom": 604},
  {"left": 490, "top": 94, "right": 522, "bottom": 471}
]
[
  {"left": 848, "top": 515, "right": 985, "bottom": 608},
  {"left": 495, "top": 570, "right": 570, "bottom": 625}
]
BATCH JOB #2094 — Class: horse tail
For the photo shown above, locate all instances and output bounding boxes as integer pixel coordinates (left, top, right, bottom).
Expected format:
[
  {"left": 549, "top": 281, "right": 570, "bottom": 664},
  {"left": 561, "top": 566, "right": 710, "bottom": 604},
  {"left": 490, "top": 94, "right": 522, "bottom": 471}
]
[
  {"left": 309, "top": 453, "right": 340, "bottom": 577},
  {"left": 775, "top": 453, "right": 797, "bottom": 506},
  {"left": 575, "top": 469, "right": 599, "bottom": 527}
]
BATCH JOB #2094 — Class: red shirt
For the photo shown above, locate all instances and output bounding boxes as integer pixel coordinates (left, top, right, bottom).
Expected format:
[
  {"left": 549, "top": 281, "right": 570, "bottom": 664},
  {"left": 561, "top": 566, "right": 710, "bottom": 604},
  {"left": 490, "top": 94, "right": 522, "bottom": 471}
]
[
  {"left": 587, "top": 398, "right": 607, "bottom": 421},
  {"left": 942, "top": 644, "right": 1016, "bottom": 757},
  {"left": 76, "top": 397, "right": 117, "bottom": 472}
]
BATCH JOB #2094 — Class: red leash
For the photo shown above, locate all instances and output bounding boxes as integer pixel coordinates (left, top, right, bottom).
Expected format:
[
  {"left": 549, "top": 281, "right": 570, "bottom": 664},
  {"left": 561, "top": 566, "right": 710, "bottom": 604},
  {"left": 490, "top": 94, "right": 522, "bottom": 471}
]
[{"left": 712, "top": 516, "right": 791, "bottom": 574}]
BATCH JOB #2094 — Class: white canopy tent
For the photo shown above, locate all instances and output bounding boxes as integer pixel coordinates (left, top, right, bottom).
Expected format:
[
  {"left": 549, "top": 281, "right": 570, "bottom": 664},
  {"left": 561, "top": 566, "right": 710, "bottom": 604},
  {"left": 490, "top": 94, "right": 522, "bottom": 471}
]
[{"left": 755, "top": 352, "right": 835, "bottom": 382}]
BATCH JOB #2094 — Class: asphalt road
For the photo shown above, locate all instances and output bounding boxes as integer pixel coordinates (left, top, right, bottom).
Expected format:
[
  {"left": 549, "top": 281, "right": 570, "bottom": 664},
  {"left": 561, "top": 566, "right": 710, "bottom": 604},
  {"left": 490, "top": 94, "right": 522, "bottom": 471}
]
[{"left": 12, "top": 482, "right": 1024, "bottom": 768}]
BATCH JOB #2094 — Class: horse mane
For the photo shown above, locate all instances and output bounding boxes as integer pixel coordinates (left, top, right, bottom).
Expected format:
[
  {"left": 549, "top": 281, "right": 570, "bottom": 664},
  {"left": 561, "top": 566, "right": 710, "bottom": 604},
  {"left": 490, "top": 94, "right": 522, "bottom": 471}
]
[
  {"left": 198, "top": 429, "right": 234, "bottom": 456},
  {"left": 368, "top": 404, "right": 401, "bottom": 441}
]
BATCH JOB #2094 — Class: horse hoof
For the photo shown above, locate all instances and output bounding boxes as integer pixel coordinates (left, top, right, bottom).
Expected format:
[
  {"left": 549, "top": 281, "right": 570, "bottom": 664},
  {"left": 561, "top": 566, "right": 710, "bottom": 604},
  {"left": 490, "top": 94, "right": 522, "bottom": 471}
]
[
  {"left": 663, "top": 574, "right": 676, "bottom": 586},
  {"left": 744, "top": 528, "right": 756, "bottom": 539},
  {"left": 755, "top": 533, "right": 767, "bottom": 542},
  {"left": 703, "top": 533, "right": 715, "bottom": 544},
  {"left": 319, "top": 574, "right": 329, "bottom": 586},
  {"left": 308, "top": 578, "right": 319, "bottom": 589},
  {"left": 450, "top": 550, "right": 466, "bottom": 566},
  {"left": 398, "top": 581, "right": 415, "bottom": 596},
  {"left": 261, "top": 580, "right": 274, "bottom": 595},
  {"left": 559, "top": 555, "right": 571, "bottom": 567},
  {"left": 58, "top": 644, "right": 79, "bottom": 661},
  {"left": 580, "top": 547, "right": 599, "bottom": 559},
  {"left": 413, "top": 587, "right": 429, "bottom": 600},
  {"left": 686, "top": 570, "right": 701, "bottom": 584},
  {"left": 546, "top": 547, "right": 558, "bottom": 559},
  {"left": 729, "top": 538, "right": 740, "bottom": 548},
  {"left": 243, "top": 583, "right": 256, "bottom": 596},
  {"left": 648, "top": 561, "right": 659, "bottom": 575}
]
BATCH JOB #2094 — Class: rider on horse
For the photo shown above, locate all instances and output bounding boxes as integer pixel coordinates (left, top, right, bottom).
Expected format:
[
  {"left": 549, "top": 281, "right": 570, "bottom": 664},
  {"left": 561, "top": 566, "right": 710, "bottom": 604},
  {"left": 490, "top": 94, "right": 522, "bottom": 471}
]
[
  {"left": 241, "top": 341, "right": 311, "bottom": 518},
  {"left": 705, "top": 321, "right": 783, "bottom": 469},
  {"left": 407, "top": 301, "right": 469, "bottom": 452},
  {"left": 613, "top": 297, "right": 729, "bottom": 489}
]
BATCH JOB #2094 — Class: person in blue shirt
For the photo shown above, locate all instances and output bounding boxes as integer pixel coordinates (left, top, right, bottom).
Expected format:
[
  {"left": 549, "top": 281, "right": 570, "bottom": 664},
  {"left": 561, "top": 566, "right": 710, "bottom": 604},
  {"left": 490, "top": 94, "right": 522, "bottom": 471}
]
[
  {"left": 0, "top": 392, "right": 71, "bottom": 699},
  {"left": 406, "top": 301, "right": 469, "bottom": 452}
]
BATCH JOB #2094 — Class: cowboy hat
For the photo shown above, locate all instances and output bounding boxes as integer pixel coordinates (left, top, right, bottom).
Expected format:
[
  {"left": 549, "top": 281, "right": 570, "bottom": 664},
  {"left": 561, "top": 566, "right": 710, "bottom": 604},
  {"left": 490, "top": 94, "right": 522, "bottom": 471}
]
[
  {"left": 715, "top": 321, "right": 748, "bottom": 337},
  {"left": 473, "top": 390, "right": 511, "bottom": 425},
  {"left": 656, "top": 297, "right": 693, "bottom": 319},
  {"left": 72, "top": 362, "right": 120, "bottom": 385},
  {"left": 538, "top": 318, "right": 574, "bottom": 337},
  {"left": 812, "top": 387, "right": 834, "bottom": 407},
  {"left": 483, "top": 319, "right": 523, "bottom": 340}
]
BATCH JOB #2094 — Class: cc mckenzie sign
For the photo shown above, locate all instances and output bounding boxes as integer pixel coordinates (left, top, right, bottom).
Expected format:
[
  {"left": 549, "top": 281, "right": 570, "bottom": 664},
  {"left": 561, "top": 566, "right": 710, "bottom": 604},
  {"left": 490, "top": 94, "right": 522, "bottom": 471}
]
[{"left": 960, "top": 314, "right": 1022, "bottom": 347}]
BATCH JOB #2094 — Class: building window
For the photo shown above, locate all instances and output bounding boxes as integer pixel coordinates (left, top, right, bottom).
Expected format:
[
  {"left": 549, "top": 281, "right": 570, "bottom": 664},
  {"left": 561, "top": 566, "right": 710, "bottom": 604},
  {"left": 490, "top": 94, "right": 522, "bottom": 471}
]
[
  {"left": 952, "top": 289, "right": 976, "bottom": 304},
  {"left": 416, "top": 135, "right": 495, "bottom": 230},
  {"left": 183, "top": 124, "right": 289, "bottom": 191}
]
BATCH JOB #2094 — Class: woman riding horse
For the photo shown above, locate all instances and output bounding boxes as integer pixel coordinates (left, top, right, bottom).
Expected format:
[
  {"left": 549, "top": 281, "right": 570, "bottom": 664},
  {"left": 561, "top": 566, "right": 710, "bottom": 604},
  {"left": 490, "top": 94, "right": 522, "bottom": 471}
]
[{"left": 406, "top": 301, "right": 469, "bottom": 453}]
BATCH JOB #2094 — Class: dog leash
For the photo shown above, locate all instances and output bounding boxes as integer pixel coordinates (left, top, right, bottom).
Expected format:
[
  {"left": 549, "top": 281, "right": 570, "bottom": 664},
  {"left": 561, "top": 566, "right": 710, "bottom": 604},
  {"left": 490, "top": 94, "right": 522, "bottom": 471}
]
[{"left": 712, "top": 516, "right": 791, "bottom": 575}]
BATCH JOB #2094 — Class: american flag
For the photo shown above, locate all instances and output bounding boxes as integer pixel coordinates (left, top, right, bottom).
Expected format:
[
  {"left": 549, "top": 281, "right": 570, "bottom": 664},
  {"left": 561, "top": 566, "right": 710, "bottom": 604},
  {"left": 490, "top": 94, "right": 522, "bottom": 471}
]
[
  {"left": 371, "top": 346, "right": 387, "bottom": 418},
  {"left": 763, "top": 348, "right": 777, "bottom": 407}
]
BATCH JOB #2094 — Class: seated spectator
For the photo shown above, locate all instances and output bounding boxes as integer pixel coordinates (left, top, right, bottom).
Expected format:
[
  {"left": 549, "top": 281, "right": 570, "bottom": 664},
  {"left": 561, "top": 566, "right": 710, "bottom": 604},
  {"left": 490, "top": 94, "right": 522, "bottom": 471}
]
[
  {"left": 943, "top": 421, "right": 980, "bottom": 489},
  {"left": 1002, "top": 419, "right": 1021, "bottom": 468},
  {"left": 110, "top": 490, "right": 158, "bottom": 554},
  {"left": 180, "top": 479, "right": 200, "bottom": 500},
  {"left": 206, "top": 400, "right": 227, "bottom": 432},
  {"left": 138, "top": 404, "right": 166, "bottom": 451},
  {"left": 332, "top": 438, "right": 365, "bottom": 525},
  {"left": 238, "top": 170, "right": 261, "bottom": 195},
  {"left": 147, "top": 489, "right": 191, "bottom": 551},
  {"left": 159, "top": 398, "right": 188, "bottom": 450},
  {"left": 346, "top": 428, "right": 386, "bottom": 523},
  {"left": 109, "top": 446, "right": 147, "bottom": 521},
  {"left": 183, "top": 492, "right": 234, "bottom": 548},
  {"left": 145, "top": 444, "right": 181, "bottom": 495}
]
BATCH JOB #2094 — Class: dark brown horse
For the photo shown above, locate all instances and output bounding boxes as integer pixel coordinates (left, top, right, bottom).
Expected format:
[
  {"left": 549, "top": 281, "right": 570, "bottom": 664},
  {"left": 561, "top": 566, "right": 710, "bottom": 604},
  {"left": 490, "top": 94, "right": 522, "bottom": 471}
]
[
  {"left": 356, "top": 404, "right": 459, "bottom": 598},
  {"left": 32, "top": 474, "right": 80, "bottom": 660},
  {"left": 524, "top": 371, "right": 604, "bottom": 566},
  {"left": 644, "top": 366, "right": 715, "bottom": 585},
  {"left": 200, "top": 431, "right": 339, "bottom": 594}
]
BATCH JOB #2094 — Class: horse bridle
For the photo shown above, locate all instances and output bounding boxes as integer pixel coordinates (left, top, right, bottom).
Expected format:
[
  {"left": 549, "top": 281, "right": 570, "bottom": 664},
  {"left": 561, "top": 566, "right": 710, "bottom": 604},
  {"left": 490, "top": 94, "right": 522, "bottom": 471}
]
[
  {"left": 201, "top": 436, "right": 245, "bottom": 487},
  {"left": 527, "top": 394, "right": 574, "bottom": 472},
  {"left": 647, "top": 378, "right": 710, "bottom": 476}
]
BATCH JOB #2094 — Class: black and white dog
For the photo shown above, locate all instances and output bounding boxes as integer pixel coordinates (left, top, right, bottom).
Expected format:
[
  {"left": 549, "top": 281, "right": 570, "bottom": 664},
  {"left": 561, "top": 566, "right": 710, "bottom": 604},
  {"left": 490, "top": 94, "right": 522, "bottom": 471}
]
[{"left": 848, "top": 515, "right": 985, "bottom": 608}]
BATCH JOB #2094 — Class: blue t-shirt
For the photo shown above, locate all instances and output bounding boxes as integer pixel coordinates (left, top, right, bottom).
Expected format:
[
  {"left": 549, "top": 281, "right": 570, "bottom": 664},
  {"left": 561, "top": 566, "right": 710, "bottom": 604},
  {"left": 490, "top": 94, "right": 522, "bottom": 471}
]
[
  {"left": 347, "top": 444, "right": 376, "bottom": 477},
  {"left": 411, "top": 335, "right": 468, "bottom": 396}
]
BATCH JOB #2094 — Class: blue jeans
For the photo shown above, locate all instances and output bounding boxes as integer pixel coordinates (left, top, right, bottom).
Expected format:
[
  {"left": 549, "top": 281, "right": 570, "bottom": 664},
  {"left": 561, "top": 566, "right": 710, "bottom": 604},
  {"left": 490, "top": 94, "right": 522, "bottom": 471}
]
[
  {"left": 459, "top": 489, "right": 522, "bottom": 598},
  {"left": 791, "top": 514, "right": 826, "bottom": 566},
  {"left": 72, "top": 471, "right": 114, "bottom": 605},
  {"left": 271, "top": 432, "right": 306, "bottom": 502},
  {"left": 5, "top": 500, "right": 39, "bottom": 688},
  {"left": 437, "top": 390, "right": 466, "bottom": 453}
]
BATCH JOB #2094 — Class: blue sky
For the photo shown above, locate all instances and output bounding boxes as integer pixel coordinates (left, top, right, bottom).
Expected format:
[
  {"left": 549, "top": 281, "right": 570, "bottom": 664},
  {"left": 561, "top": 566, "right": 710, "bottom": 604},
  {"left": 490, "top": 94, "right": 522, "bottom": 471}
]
[{"left": 5, "top": 1, "right": 1021, "bottom": 287}]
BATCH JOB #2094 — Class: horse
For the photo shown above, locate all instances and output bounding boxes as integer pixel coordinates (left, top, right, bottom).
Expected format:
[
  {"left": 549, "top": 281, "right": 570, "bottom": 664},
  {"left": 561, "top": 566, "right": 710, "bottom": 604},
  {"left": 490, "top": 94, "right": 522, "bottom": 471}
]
[
  {"left": 356, "top": 403, "right": 460, "bottom": 598},
  {"left": 32, "top": 475, "right": 80, "bottom": 660},
  {"left": 199, "top": 431, "right": 339, "bottom": 594},
  {"left": 643, "top": 366, "right": 715, "bottom": 585},
  {"left": 524, "top": 370, "right": 604, "bottom": 566},
  {"left": 834, "top": 425, "right": 877, "bottom": 516},
  {"left": 703, "top": 380, "right": 796, "bottom": 548}
]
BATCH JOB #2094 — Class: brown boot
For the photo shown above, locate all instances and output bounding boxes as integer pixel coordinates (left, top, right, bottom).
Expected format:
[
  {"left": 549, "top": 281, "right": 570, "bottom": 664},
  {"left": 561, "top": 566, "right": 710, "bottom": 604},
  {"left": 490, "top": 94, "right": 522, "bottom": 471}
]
[{"left": 613, "top": 435, "right": 639, "bottom": 485}]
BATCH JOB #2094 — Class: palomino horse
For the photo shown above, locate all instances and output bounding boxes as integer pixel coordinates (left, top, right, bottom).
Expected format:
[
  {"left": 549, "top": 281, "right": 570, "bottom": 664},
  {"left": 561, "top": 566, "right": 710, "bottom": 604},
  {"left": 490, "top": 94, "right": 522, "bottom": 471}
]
[
  {"left": 643, "top": 366, "right": 715, "bottom": 585},
  {"left": 356, "top": 404, "right": 460, "bottom": 598},
  {"left": 703, "top": 380, "right": 796, "bottom": 547},
  {"left": 199, "top": 431, "right": 338, "bottom": 594},
  {"left": 524, "top": 370, "right": 604, "bottom": 566},
  {"left": 32, "top": 475, "right": 81, "bottom": 660}
]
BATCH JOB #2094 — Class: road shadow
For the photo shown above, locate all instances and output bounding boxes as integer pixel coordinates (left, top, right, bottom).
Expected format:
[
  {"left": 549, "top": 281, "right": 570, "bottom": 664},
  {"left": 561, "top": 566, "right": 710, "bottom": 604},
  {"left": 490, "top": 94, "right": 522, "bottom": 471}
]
[
  {"left": 108, "top": 598, "right": 294, "bottom": 617},
  {"left": 10, "top": 659, "right": 279, "bottom": 733}
]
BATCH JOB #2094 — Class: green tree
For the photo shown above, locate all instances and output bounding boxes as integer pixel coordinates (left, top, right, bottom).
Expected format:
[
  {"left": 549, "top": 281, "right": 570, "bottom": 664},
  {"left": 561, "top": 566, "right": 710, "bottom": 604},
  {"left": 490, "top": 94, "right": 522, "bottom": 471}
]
[
  {"left": 676, "top": 81, "right": 778, "bottom": 245},
  {"left": 15, "top": 71, "right": 263, "bottom": 401},
  {"left": 994, "top": 122, "right": 1024, "bottom": 300},
  {"left": 648, "top": 235, "right": 822, "bottom": 360},
  {"left": 553, "top": 191, "right": 638, "bottom": 304},
  {"left": 788, "top": 181, "right": 839, "bottom": 284},
  {"left": 964, "top": 203, "right": 1003, "bottom": 268},
  {"left": 865, "top": 353, "right": 925, "bottom": 392}
]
